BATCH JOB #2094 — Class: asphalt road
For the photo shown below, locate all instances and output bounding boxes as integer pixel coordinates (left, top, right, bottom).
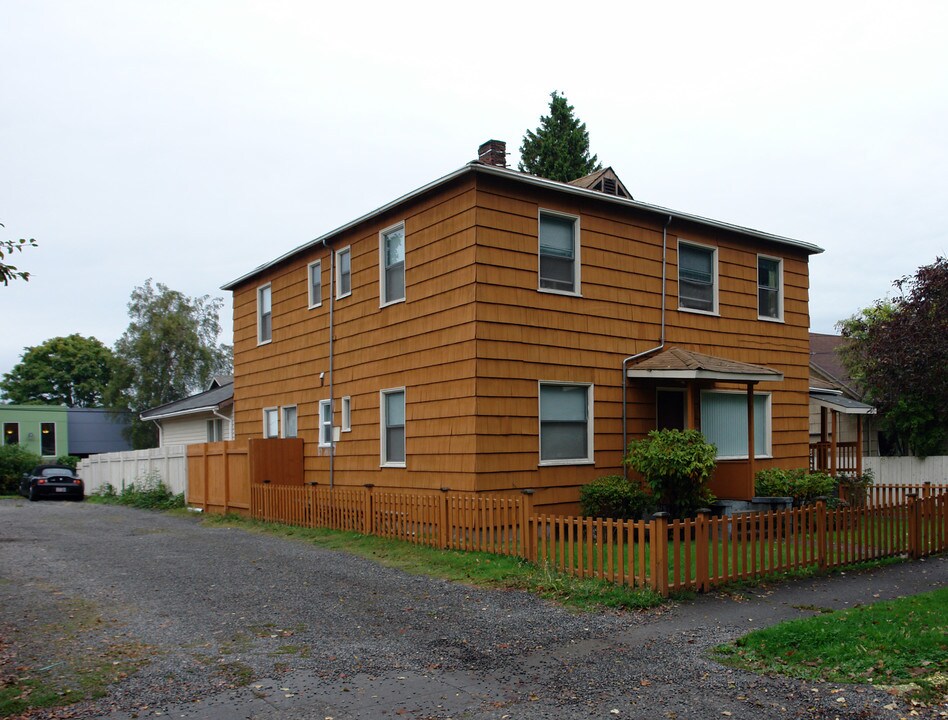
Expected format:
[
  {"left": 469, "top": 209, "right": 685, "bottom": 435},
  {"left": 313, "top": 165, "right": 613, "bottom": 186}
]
[{"left": 1, "top": 498, "right": 945, "bottom": 720}]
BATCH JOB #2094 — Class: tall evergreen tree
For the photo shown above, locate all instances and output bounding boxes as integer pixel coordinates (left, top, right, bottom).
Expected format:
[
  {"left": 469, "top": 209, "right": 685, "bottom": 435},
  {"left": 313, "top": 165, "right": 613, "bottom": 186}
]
[{"left": 519, "top": 91, "right": 601, "bottom": 182}]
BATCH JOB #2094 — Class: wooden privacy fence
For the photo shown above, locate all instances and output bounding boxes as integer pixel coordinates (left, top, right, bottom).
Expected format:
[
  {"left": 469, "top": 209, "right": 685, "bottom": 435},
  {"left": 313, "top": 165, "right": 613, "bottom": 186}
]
[{"left": 250, "top": 483, "right": 948, "bottom": 598}]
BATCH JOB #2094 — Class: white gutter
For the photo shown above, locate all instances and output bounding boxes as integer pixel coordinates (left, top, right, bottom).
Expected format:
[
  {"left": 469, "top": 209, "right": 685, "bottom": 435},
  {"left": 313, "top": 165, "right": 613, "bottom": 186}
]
[{"left": 140, "top": 404, "right": 225, "bottom": 422}]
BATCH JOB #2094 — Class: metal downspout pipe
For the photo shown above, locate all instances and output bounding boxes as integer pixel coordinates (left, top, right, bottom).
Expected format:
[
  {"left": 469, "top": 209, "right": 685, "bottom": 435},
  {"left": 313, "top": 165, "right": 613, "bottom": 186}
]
[
  {"left": 621, "top": 215, "right": 673, "bottom": 477},
  {"left": 323, "top": 240, "right": 335, "bottom": 489}
]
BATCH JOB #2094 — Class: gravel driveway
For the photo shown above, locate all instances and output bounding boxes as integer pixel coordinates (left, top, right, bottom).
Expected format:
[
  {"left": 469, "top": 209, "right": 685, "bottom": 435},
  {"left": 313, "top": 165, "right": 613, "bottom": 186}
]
[{"left": 1, "top": 499, "right": 945, "bottom": 719}]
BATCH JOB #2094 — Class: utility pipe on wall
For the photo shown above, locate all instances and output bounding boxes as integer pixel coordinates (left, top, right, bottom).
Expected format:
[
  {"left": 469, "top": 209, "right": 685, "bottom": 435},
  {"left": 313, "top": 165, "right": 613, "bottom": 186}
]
[
  {"left": 621, "top": 215, "right": 673, "bottom": 477},
  {"left": 322, "top": 239, "right": 335, "bottom": 489}
]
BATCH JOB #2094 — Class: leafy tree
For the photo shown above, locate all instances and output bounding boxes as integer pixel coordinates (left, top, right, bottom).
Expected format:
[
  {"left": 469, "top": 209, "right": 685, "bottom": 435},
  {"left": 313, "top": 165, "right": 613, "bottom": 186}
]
[
  {"left": 519, "top": 91, "right": 601, "bottom": 182},
  {"left": 838, "top": 257, "right": 948, "bottom": 457},
  {"left": 1, "top": 334, "right": 116, "bottom": 406},
  {"left": 0, "top": 222, "right": 37, "bottom": 285},
  {"left": 106, "top": 279, "right": 232, "bottom": 448}
]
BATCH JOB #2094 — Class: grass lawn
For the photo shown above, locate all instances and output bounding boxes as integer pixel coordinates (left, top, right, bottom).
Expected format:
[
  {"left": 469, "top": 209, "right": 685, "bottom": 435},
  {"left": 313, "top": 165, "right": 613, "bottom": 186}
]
[{"left": 712, "top": 587, "right": 948, "bottom": 704}]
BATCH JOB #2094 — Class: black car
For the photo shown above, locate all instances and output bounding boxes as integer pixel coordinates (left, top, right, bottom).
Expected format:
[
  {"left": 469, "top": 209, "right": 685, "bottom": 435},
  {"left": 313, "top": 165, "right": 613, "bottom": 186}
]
[{"left": 19, "top": 465, "right": 84, "bottom": 502}]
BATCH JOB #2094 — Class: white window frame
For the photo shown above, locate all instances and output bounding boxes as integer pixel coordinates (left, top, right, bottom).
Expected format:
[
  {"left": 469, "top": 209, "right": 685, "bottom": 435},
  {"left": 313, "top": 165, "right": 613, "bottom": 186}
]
[
  {"left": 341, "top": 396, "right": 352, "bottom": 432},
  {"left": 257, "top": 283, "right": 273, "bottom": 344},
  {"left": 307, "top": 260, "right": 322, "bottom": 309},
  {"left": 677, "top": 240, "right": 719, "bottom": 315},
  {"left": 207, "top": 418, "right": 224, "bottom": 442},
  {"left": 379, "top": 221, "right": 406, "bottom": 307},
  {"left": 538, "top": 381, "right": 594, "bottom": 466},
  {"left": 281, "top": 405, "right": 298, "bottom": 438},
  {"left": 336, "top": 246, "right": 352, "bottom": 299},
  {"left": 318, "top": 399, "right": 333, "bottom": 447},
  {"left": 757, "top": 254, "right": 784, "bottom": 322},
  {"left": 380, "top": 388, "right": 406, "bottom": 467},
  {"left": 40, "top": 422, "right": 57, "bottom": 456},
  {"left": 700, "top": 389, "right": 772, "bottom": 460},
  {"left": 262, "top": 407, "right": 279, "bottom": 438},
  {"left": 538, "top": 209, "right": 581, "bottom": 296}
]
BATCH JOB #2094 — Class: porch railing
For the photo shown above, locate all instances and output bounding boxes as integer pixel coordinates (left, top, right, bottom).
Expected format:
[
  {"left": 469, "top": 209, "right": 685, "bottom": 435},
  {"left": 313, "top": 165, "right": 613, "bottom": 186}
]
[{"left": 809, "top": 441, "right": 859, "bottom": 475}]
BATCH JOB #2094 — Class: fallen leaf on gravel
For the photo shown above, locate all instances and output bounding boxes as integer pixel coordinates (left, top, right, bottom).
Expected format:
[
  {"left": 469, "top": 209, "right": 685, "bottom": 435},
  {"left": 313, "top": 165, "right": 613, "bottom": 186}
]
[
  {"left": 640, "top": 679, "right": 652, "bottom": 687},
  {"left": 722, "top": 712, "right": 732, "bottom": 716}
]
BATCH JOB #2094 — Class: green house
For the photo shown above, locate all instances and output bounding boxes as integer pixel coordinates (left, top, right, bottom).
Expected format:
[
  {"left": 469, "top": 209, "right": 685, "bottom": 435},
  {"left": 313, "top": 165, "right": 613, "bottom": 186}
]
[{"left": 0, "top": 405, "right": 69, "bottom": 459}]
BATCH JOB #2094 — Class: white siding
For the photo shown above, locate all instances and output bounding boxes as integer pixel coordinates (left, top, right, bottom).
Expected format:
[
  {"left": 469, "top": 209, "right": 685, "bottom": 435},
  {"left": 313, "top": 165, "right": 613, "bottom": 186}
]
[{"left": 158, "top": 409, "right": 234, "bottom": 447}]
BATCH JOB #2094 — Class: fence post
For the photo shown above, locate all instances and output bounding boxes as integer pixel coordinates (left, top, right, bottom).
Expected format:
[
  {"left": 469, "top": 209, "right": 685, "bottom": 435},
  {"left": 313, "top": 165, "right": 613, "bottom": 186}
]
[
  {"left": 923, "top": 481, "right": 932, "bottom": 500},
  {"left": 520, "top": 489, "right": 536, "bottom": 561},
  {"left": 363, "top": 484, "right": 374, "bottom": 536},
  {"left": 906, "top": 493, "right": 920, "bottom": 559},
  {"left": 650, "top": 512, "right": 670, "bottom": 598},
  {"left": 696, "top": 508, "right": 710, "bottom": 592},
  {"left": 202, "top": 445, "right": 209, "bottom": 513},
  {"left": 439, "top": 487, "right": 450, "bottom": 550},
  {"left": 816, "top": 498, "right": 827, "bottom": 570}
]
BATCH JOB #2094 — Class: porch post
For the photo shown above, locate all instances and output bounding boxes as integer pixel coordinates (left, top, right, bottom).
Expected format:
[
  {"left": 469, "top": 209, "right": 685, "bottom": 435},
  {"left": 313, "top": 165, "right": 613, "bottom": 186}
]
[
  {"left": 685, "top": 383, "right": 695, "bottom": 430},
  {"left": 746, "top": 382, "right": 755, "bottom": 498},
  {"left": 856, "top": 415, "right": 863, "bottom": 477},
  {"left": 830, "top": 410, "right": 838, "bottom": 477},
  {"left": 819, "top": 406, "right": 829, "bottom": 472}
]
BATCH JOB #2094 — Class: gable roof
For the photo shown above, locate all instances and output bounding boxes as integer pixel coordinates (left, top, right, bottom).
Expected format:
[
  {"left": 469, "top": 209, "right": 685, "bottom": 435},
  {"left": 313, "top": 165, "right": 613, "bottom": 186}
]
[
  {"left": 567, "top": 167, "right": 633, "bottom": 199},
  {"left": 140, "top": 378, "right": 234, "bottom": 422},
  {"left": 625, "top": 347, "right": 783, "bottom": 382},
  {"left": 809, "top": 333, "right": 862, "bottom": 399},
  {"left": 222, "top": 161, "right": 823, "bottom": 290}
]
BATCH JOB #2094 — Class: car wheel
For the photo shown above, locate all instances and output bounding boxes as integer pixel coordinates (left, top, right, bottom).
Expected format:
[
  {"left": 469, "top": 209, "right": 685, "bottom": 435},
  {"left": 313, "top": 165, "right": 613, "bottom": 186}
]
[{"left": 28, "top": 486, "right": 39, "bottom": 502}]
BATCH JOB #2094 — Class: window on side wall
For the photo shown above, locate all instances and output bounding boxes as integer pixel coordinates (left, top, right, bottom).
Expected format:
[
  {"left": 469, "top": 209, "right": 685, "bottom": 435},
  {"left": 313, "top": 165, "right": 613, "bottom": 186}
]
[
  {"left": 308, "top": 260, "right": 322, "bottom": 309},
  {"left": 336, "top": 247, "right": 351, "bottom": 299},
  {"left": 40, "top": 423, "right": 56, "bottom": 456},
  {"left": 678, "top": 241, "right": 717, "bottom": 313},
  {"left": 539, "top": 211, "right": 580, "bottom": 294},
  {"left": 380, "top": 223, "right": 405, "bottom": 305},
  {"left": 758, "top": 255, "right": 783, "bottom": 321},
  {"left": 318, "top": 400, "right": 333, "bottom": 447},
  {"left": 381, "top": 389, "right": 405, "bottom": 466},
  {"left": 539, "top": 383, "right": 593, "bottom": 464},
  {"left": 207, "top": 419, "right": 224, "bottom": 442},
  {"left": 263, "top": 408, "right": 278, "bottom": 438},
  {"left": 341, "top": 396, "right": 351, "bottom": 432},
  {"left": 257, "top": 284, "right": 272, "bottom": 344},
  {"left": 282, "top": 406, "right": 298, "bottom": 438},
  {"left": 3, "top": 422, "right": 19, "bottom": 446},
  {"left": 700, "top": 390, "right": 770, "bottom": 459}
]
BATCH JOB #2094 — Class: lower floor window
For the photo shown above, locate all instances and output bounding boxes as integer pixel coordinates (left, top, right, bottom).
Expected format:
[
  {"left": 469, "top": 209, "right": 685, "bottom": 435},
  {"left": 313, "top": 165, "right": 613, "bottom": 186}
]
[
  {"left": 3, "top": 423, "right": 18, "bottom": 446},
  {"left": 381, "top": 389, "right": 405, "bottom": 465},
  {"left": 700, "top": 390, "right": 770, "bottom": 458},
  {"left": 207, "top": 419, "right": 224, "bottom": 442},
  {"left": 318, "top": 400, "right": 332, "bottom": 447},
  {"left": 40, "top": 423, "right": 56, "bottom": 455},
  {"left": 282, "top": 406, "right": 298, "bottom": 438},
  {"left": 263, "top": 408, "right": 278, "bottom": 438},
  {"left": 539, "top": 383, "right": 593, "bottom": 463}
]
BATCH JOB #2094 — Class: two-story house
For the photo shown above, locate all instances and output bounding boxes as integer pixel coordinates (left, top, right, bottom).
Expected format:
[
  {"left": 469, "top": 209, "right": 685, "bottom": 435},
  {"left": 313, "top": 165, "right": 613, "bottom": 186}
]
[{"left": 222, "top": 141, "right": 823, "bottom": 513}]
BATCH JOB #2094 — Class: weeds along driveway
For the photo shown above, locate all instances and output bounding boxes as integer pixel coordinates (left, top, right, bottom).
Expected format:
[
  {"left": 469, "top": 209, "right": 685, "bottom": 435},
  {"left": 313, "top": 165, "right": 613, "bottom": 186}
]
[{"left": 1, "top": 499, "right": 945, "bottom": 720}]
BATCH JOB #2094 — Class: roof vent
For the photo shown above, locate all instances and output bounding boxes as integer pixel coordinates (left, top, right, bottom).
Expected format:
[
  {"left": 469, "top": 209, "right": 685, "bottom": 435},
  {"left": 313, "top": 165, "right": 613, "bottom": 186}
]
[{"left": 478, "top": 140, "right": 507, "bottom": 167}]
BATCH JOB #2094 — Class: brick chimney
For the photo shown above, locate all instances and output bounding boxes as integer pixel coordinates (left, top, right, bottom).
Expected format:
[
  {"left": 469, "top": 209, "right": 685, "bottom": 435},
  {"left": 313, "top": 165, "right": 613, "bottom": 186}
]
[{"left": 478, "top": 139, "right": 507, "bottom": 167}]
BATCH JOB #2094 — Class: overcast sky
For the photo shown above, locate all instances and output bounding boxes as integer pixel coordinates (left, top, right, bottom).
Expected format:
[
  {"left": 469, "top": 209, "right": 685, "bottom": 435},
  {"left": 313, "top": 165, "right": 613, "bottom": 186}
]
[{"left": 2, "top": 1, "right": 946, "bottom": 379}]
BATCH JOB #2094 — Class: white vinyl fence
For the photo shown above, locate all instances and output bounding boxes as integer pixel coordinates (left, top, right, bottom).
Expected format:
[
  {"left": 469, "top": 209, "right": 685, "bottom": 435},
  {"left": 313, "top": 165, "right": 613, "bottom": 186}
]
[
  {"left": 863, "top": 455, "right": 948, "bottom": 486},
  {"left": 78, "top": 445, "right": 188, "bottom": 495}
]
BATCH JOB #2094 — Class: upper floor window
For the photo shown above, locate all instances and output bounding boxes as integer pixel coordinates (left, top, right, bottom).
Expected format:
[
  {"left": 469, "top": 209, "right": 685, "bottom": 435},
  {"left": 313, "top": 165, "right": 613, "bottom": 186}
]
[
  {"left": 263, "top": 407, "right": 279, "bottom": 438},
  {"left": 308, "top": 260, "right": 322, "bottom": 309},
  {"left": 758, "top": 255, "right": 783, "bottom": 321},
  {"left": 539, "top": 211, "right": 580, "bottom": 294},
  {"left": 282, "top": 406, "right": 298, "bottom": 438},
  {"left": 380, "top": 223, "right": 405, "bottom": 305},
  {"left": 381, "top": 388, "right": 405, "bottom": 466},
  {"left": 257, "top": 284, "right": 272, "bottom": 344},
  {"left": 539, "top": 382, "right": 593, "bottom": 465},
  {"left": 336, "top": 247, "right": 351, "bottom": 299},
  {"left": 678, "top": 241, "right": 717, "bottom": 314}
]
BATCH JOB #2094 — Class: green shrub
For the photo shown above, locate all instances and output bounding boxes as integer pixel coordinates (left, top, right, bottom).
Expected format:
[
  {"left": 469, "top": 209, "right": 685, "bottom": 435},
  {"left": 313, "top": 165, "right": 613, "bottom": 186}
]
[
  {"left": 579, "top": 475, "right": 656, "bottom": 519},
  {"left": 836, "top": 469, "right": 875, "bottom": 506},
  {"left": 89, "top": 472, "right": 183, "bottom": 510},
  {"left": 754, "top": 468, "right": 835, "bottom": 504},
  {"left": 625, "top": 429, "right": 717, "bottom": 518},
  {"left": 55, "top": 454, "right": 80, "bottom": 470},
  {"left": 0, "top": 444, "right": 41, "bottom": 494}
]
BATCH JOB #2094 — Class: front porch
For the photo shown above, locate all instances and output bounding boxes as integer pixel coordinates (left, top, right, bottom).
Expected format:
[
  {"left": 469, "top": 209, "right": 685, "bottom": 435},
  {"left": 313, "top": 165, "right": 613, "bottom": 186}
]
[{"left": 809, "top": 388, "right": 875, "bottom": 477}]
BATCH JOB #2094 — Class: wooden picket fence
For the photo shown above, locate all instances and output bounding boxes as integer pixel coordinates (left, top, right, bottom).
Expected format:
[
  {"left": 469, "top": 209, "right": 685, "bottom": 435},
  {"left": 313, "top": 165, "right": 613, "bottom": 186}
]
[{"left": 249, "top": 483, "right": 948, "bottom": 597}]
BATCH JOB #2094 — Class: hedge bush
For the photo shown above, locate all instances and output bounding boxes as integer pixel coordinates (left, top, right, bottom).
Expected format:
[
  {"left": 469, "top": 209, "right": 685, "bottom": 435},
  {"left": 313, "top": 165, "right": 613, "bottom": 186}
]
[
  {"left": 579, "top": 475, "right": 656, "bottom": 520},
  {"left": 0, "top": 444, "right": 41, "bottom": 495},
  {"left": 626, "top": 429, "right": 717, "bottom": 518},
  {"left": 754, "top": 468, "right": 835, "bottom": 504}
]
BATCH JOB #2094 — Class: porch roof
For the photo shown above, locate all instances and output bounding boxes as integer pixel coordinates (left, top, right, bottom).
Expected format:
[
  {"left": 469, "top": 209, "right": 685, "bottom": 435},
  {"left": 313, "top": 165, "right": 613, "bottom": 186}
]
[
  {"left": 625, "top": 348, "right": 784, "bottom": 382},
  {"left": 809, "top": 390, "right": 875, "bottom": 415}
]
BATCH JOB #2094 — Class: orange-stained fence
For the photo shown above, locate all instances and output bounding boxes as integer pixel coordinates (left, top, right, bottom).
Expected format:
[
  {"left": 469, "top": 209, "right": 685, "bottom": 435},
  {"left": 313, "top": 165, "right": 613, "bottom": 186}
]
[{"left": 249, "top": 482, "right": 947, "bottom": 597}]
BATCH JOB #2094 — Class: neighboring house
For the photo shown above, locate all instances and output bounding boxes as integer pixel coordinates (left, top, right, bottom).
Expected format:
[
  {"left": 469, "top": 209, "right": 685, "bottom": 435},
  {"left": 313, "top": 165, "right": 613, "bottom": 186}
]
[
  {"left": 140, "top": 376, "right": 235, "bottom": 447},
  {"left": 808, "top": 332, "right": 877, "bottom": 475},
  {"left": 0, "top": 405, "right": 133, "bottom": 459},
  {"left": 0, "top": 405, "right": 68, "bottom": 459},
  {"left": 221, "top": 140, "right": 823, "bottom": 513}
]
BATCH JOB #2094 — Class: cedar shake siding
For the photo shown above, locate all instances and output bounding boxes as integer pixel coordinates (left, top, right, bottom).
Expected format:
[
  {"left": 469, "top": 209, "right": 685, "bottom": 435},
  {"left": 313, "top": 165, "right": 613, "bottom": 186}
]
[{"left": 226, "top": 162, "right": 820, "bottom": 513}]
